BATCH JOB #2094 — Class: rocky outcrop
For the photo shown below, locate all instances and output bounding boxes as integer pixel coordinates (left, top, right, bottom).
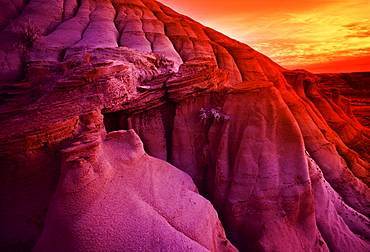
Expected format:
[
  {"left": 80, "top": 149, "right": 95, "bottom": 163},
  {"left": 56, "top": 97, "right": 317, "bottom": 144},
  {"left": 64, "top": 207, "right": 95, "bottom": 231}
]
[
  {"left": 0, "top": 1, "right": 369, "bottom": 252},
  {"left": 32, "top": 118, "right": 236, "bottom": 251},
  {"left": 0, "top": 44, "right": 237, "bottom": 252},
  {"left": 318, "top": 72, "right": 370, "bottom": 128}
]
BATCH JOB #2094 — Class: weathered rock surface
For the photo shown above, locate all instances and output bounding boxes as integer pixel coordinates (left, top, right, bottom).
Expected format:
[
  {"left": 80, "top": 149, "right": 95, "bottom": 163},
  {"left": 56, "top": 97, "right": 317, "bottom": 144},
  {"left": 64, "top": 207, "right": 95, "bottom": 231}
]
[
  {"left": 0, "top": 1, "right": 369, "bottom": 252},
  {"left": 32, "top": 122, "right": 236, "bottom": 252},
  {"left": 318, "top": 72, "right": 370, "bottom": 128}
]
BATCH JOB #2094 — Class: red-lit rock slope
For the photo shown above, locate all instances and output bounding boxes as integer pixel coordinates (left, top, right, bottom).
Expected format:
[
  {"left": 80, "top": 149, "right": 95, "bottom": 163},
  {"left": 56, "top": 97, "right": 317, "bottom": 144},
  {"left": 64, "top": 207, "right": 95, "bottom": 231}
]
[
  {"left": 318, "top": 72, "right": 370, "bottom": 128},
  {"left": 0, "top": 0, "right": 369, "bottom": 251}
]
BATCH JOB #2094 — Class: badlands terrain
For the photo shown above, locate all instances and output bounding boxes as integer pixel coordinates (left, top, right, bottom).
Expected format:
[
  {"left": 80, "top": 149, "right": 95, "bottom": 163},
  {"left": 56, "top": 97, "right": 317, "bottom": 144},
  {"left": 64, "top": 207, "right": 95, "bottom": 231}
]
[{"left": 0, "top": 0, "right": 369, "bottom": 251}]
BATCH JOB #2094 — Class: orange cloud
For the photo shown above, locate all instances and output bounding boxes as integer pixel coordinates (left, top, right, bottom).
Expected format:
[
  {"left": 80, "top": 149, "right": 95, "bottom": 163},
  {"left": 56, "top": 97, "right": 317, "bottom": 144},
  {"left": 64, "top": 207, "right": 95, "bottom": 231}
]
[
  {"left": 344, "top": 22, "right": 370, "bottom": 38},
  {"left": 159, "top": 0, "right": 370, "bottom": 73}
]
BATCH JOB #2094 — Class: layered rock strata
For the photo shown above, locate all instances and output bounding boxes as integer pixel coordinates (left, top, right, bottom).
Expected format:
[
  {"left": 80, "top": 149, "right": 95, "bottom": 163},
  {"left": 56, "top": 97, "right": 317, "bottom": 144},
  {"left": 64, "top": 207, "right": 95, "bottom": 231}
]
[
  {"left": 0, "top": 0, "right": 369, "bottom": 251},
  {"left": 318, "top": 72, "right": 370, "bottom": 128}
]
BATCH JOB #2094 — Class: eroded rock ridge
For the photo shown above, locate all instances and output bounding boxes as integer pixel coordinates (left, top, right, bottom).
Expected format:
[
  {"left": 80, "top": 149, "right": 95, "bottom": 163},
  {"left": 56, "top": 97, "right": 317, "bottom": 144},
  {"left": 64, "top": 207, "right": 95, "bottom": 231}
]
[{"left": 0, "top": 0, "right": 369, "bottom": 251}]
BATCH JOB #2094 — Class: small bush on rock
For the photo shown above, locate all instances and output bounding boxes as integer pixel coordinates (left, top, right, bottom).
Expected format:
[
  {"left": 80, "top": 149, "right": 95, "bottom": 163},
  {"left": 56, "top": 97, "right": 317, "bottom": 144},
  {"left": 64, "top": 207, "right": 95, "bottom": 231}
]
[
  {"left": 13, "top": 20, "right": 42, "bottom": 49},
  {"left": 12, "top": 20, "right": 42, "bottom": 69},
  {"left": 199, "top": 107, "right": 230, "bottom": 123}
]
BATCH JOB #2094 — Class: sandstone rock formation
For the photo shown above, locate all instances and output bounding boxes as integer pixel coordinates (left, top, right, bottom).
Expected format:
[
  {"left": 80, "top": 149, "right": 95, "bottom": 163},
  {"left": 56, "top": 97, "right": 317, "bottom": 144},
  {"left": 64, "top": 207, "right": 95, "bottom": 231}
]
[
  {"left": 33, "top": 123, "right": 235, "bottom": 252},
  {"left": 318, "top": 72, "right": 370, "bottom": 128},
  {"left": 0, "top": 0, "right": 369, "bottom": 251}
]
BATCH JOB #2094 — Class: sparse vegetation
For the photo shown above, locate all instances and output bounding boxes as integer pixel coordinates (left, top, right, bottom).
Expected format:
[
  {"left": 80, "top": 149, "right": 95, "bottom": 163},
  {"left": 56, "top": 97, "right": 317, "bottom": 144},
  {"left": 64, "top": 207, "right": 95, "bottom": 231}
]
[
  {"left": 13, "top": 19, "right": 42, "bottom": 49},
  {"left": 12, "top": 20, "right": 42, "bottom": 71},
  {"left": 199, "top": 107, "right": 230, "bottom": 123}
]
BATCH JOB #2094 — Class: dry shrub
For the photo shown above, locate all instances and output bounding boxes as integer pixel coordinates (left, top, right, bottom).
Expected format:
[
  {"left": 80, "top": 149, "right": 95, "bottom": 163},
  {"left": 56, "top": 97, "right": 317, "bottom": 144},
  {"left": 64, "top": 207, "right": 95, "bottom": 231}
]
[{"left": 13, "top": 20, "right": 42, "bottom": 49}]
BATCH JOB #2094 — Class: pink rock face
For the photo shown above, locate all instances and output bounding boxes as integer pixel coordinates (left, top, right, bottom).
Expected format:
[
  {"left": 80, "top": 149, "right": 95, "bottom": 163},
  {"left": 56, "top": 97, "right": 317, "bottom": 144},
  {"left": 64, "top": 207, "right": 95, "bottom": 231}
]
[
  {"left": 0, "top": 0, "right": 369, "bottom": 252},
  {"left": 32, "top": 127, "right": 236, "bottom": 252}
]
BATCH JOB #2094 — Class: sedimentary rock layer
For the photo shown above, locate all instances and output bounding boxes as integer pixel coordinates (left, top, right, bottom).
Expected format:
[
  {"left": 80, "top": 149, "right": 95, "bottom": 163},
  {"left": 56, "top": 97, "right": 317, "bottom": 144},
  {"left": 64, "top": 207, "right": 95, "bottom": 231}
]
[
  {"left": 0, "top": 1, "right": 369, "bottom": 251},
  {"left": 318, "top": 72, "right": 370, "bottom": 128}
]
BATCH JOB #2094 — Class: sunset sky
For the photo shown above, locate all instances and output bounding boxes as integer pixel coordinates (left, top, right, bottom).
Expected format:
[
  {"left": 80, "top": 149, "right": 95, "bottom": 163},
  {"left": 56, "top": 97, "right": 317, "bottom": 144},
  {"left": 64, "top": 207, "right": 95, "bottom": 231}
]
[{"left": 160, "top": 0, "right": 370, "bottom": 73}]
